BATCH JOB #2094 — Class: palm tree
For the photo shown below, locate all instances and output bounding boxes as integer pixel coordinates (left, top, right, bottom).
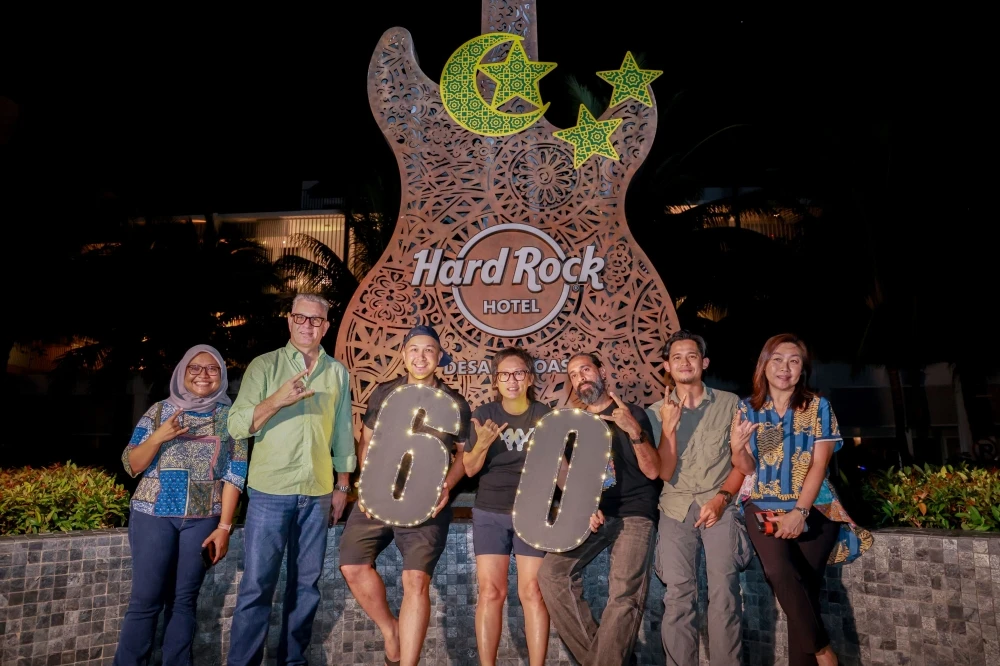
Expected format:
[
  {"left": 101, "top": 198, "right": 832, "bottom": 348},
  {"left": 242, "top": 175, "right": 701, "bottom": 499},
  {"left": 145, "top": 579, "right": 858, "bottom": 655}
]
[
  {"left": 54, "top": 218, "right": 283, "bottom": 388},
  {"left": 345, "top": 173, "right": 395, "bottom": 281},
  {"left": 274, "top": 233, "right": 359, "bottom": 341}
]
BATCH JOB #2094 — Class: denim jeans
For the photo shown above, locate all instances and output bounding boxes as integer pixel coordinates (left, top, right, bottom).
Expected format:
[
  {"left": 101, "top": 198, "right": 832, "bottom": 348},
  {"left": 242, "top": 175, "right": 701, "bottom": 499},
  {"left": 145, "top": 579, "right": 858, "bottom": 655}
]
[
  {"left": 537, "top": 515, "right": 656, "bottom": 666},
  {"left": 113, "top": 510, "right": 219, "bottom": 666},
  {"left": 656, "top": 502, "right": 743, "bottom": 666},
  {"left": 227, "top": 489, "right": 332, "bottom": 666}
]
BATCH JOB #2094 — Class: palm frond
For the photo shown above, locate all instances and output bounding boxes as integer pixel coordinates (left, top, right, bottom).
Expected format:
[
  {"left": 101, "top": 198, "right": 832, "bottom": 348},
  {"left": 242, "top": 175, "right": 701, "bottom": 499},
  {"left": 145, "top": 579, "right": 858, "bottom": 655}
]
[
  {"left": 565, "top": 75, "right": 608, "bottom": 118},
  {"left": 285, "top": 233, "right": 346, "bottom": 271},
  {"left": 274, "top": 255, "right": 337, "bottom": 292}
]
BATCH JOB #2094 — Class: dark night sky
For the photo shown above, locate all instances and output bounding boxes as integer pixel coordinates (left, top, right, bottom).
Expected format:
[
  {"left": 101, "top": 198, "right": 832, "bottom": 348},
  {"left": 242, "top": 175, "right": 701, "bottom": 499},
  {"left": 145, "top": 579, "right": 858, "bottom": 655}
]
[{"left": 1, "top": 4, "right": 989, "bottom": 252}]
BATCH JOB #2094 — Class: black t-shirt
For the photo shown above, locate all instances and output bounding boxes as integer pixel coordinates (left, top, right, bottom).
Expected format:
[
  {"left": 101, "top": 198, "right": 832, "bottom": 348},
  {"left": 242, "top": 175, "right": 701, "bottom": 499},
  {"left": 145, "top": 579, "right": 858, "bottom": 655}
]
[
  {"left": 464, "top": 400, "right": 551, "bottom": 513},
  {"left": 595, "top": 402, "right": 660, "bottom": 522},
  {"left": 362, "top": 376, "right": 472, "bottom": 455}
]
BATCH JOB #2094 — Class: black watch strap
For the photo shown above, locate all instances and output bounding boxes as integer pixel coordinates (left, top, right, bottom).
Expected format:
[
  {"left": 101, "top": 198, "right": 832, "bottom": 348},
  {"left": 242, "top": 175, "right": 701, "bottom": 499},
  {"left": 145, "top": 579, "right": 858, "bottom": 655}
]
[{"left": 717, "top": 490, "right": 733, "bottom": 505}]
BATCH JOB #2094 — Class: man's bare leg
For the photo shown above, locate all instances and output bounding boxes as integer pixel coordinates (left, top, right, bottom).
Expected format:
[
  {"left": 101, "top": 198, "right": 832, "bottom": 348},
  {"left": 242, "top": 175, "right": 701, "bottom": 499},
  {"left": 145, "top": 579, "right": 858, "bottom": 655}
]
[
  {"left": 341, "top": 564, "right": 400, "bottom": 662},
  {"left": 399, "top": 569, "right": 432, "bottom": 666}
]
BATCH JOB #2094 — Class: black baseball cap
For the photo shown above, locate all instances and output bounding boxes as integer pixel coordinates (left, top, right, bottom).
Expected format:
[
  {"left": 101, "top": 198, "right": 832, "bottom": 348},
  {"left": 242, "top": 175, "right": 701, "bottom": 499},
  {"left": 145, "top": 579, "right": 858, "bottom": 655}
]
[{"left": 403, "top": 325, "right": 453, "bottom": 367}]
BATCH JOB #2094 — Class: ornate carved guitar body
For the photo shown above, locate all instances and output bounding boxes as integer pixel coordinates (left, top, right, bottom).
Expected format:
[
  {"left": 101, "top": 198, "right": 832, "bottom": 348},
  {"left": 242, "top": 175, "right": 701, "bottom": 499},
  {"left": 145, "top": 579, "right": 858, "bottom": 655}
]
[{"left": 336, "top": 1, "right": 679, "bottom": 438}]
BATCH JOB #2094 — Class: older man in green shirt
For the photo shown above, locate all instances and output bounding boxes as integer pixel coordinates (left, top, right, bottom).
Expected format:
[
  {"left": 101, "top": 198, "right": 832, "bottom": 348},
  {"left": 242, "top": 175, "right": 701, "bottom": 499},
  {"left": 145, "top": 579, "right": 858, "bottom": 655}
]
[
  {"left": 227, "top": 293, "right": 357, "bottom": 666},
  {"left": 648, "top": 331, "right": 748, "bottom": 666}
]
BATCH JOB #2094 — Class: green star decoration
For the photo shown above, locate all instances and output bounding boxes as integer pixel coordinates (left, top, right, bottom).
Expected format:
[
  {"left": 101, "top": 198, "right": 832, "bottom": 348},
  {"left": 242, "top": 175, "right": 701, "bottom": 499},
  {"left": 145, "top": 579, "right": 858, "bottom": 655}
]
[
  {"left": 553, "top": 104, "right": 623, "bottom": 169},
  {"left": 596, "top": 51, "right": 662, "bottom": 107},
  {"left": 479, "top": 40, "right": 557, "bottom": 109}
]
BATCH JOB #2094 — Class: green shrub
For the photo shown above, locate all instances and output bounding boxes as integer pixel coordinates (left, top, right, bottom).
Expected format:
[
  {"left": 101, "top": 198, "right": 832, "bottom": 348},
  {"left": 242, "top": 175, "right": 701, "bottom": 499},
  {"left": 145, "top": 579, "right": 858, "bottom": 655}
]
[
  {"left": 0, "top": 462, "right": 131, "bottom": 536},
  {"left": 862, "top": 463, "right": 1000, "bottom": 531}
]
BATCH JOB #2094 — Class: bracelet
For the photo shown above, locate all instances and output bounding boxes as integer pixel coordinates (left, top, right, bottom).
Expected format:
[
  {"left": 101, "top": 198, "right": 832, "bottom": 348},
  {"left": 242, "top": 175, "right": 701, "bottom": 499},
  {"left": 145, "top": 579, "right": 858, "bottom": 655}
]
[
  {"left": 334, "top": 484, "right": 352, "bottom": 494},
  {"left": 794, "top": 506, "right": 810, "bottom": 519},
  {"left": 217, "top": 522, "right": 233, "bottom": 533}
]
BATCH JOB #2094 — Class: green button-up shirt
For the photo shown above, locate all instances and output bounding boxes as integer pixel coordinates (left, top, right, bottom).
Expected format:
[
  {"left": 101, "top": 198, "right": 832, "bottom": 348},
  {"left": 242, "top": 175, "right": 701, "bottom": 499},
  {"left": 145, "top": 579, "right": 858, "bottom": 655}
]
[
  {"left": 646, "top": 384, "right": 739, "bottom": 522},
  {"left": 229, "top": 342, "right": 357, "bottom": 496}
]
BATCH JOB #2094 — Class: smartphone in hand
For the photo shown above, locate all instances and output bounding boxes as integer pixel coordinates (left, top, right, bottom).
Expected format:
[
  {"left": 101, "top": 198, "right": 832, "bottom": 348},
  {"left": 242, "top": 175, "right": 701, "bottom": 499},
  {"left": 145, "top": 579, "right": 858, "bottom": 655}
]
[{"left": 201, "top": 542, "right": 216, "bottom": 568}]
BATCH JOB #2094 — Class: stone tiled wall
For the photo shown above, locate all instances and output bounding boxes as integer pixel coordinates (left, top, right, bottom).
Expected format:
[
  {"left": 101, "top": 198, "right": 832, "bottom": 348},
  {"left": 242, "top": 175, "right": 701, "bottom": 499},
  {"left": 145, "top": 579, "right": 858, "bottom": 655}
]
[{"left": 1, "top": 525, "right": 998, "bottom": 665}]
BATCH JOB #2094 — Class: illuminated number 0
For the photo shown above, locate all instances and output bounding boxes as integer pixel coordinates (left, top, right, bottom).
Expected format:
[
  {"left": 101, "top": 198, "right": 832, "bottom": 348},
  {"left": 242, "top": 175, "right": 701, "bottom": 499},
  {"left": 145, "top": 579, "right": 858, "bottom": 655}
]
[
  {"left": 358, "top": 384, "right": 460, "bottom": 526},
  {"left": 512, "top": 409, "right": 612, "bottom": 552}
]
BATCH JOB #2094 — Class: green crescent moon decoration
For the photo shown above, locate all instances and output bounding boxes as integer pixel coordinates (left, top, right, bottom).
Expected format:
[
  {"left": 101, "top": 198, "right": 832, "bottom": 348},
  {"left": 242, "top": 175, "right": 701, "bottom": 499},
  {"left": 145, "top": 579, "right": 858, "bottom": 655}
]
[{"left": 440, "top": 32, "right": 555, "bottom": 137}]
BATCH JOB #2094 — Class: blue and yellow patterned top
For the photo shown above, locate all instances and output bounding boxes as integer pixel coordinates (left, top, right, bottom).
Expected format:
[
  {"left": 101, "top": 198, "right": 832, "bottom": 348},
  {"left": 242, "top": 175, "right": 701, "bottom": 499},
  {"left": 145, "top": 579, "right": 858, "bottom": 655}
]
[
  {"left": 736, "top": 395, "right": 873, "bottom": 564},
  {"left": 122, "top": 401, "right": 248, "bottom": 518}
]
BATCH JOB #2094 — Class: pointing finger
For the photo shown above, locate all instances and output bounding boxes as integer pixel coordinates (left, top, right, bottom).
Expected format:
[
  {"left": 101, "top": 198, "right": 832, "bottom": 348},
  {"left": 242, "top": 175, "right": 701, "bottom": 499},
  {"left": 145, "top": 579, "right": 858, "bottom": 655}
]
[
  {"left": 291, "top": 368, "right": 309, "bottom": 382},
  {"left": 471, "top": 418, "right": 482, "bottom": 430},
  {"left": 599, "top": 415, "right": 617, "bottom": 421},
  {"left": 498, "top": 422, "right": 509, "bottom": 431},
  {"left": 609, "top": 392, "right": 626, "bottom": 408}
]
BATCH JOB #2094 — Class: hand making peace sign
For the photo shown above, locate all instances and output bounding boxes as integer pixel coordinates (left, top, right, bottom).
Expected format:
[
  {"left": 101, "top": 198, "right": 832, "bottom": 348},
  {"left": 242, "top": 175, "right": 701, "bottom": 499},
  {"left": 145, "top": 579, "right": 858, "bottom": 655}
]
[{"left": 600, "top": 392, "right": 643, "bottom": 441}]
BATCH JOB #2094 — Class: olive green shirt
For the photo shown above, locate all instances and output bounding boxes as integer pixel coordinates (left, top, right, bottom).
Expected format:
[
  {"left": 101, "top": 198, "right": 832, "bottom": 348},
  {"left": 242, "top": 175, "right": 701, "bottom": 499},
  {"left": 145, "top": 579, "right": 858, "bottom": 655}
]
[
  {"left": 646, "top": 384, "right": 739, "bottom": 522},
  {"left": 229, "top": 342, "right": 357, "bottom": 496}
]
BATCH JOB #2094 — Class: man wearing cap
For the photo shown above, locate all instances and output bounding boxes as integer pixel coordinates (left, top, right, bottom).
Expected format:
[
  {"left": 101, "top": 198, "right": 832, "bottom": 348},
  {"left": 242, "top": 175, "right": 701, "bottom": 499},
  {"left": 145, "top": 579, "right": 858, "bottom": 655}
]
[{"left": 340, "top": 325, "right": 472, "bottom": 666}]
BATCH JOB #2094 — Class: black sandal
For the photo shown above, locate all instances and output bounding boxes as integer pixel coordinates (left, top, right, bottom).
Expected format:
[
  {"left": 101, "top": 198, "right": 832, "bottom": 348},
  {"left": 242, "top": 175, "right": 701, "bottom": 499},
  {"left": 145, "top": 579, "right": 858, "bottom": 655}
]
[{"left": 384, "top": 657, "right": 400, "bottom": 666}]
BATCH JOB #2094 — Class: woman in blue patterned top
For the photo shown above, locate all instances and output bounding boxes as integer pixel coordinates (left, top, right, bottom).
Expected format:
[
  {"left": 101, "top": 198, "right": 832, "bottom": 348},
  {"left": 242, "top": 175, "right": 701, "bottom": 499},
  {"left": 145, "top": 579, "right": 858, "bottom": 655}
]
[
  {"left": 114, "top": 344, "right": 248, "bottom": 666},
  {"left": 730, "top": 334, "right": 872, "bottom": 666}
]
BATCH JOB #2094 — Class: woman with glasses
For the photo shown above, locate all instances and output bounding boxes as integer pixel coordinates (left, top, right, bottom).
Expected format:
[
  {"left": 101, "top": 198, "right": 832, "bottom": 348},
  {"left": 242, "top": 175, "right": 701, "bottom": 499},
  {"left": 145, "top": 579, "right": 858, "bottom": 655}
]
[
  {"left": 114, "top": 344, "right": 248, "bottom": 666},
  {"left": 463, "top": 347, "right": 551, "bottom": 666}
]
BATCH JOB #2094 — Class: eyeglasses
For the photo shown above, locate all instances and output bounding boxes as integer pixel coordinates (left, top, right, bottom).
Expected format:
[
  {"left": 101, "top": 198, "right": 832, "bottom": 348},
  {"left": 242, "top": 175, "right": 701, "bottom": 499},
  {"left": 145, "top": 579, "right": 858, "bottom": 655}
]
[
  {"left": 187, "top": 364, "right": 221, "bottom": 377},
  {"left": 496, "top": 370, "right": 528, "bottom": 381},
  {"left": 290, "top": 313, "right": 327, "bottom": 327}
]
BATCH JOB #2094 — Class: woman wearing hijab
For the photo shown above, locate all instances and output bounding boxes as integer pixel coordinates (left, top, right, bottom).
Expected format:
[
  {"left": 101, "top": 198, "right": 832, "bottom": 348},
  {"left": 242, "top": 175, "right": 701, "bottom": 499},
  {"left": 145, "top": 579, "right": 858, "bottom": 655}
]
[{"left": 114, "top": 344, "right": 248, "bottom": 666}]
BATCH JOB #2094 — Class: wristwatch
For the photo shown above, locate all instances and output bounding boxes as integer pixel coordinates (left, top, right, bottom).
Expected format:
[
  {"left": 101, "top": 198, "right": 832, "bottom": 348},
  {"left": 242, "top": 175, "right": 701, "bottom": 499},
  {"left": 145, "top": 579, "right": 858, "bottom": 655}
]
[
  {"left": 716, "top": 490, "right": 733, "bottom": 505},
  {"left": 334, "top": 484, "right": 352, "bottom": 494},
  {"left": 794, "top": 506, "right": 810, "bottom": 519},
  {"left": 217, "top": 522, "right": 233, "bottom": 533},
  {"left": 629, "top": 432, "right": 643, "bottom": 444}
]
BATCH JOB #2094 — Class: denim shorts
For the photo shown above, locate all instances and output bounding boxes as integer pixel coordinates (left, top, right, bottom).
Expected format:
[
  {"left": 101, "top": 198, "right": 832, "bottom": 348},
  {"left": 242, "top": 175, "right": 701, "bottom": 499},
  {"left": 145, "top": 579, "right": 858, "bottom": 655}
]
[{"left": 472, "top": 507, "right": 545, "bottom": 558}]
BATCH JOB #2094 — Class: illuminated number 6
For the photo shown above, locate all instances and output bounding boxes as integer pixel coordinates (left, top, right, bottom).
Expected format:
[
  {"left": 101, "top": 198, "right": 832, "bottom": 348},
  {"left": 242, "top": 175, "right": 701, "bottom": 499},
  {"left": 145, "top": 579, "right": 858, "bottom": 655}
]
[
  {"left": 358, "top": 384, "right": 460, "bottom": 526},
  {"left": 512, "top": 408, "right": 612, "bottom": 552}
]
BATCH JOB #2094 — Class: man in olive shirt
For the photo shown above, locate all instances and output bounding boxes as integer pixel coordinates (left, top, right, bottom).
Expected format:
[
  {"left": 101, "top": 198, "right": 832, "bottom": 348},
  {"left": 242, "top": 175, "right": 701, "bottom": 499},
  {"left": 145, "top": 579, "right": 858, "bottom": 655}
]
[
  {"left": 648, "top": 331, "right": 747, "bottom": 666},
  {"left": 227, "top": 293, "right": 357, "bottom": 666}
]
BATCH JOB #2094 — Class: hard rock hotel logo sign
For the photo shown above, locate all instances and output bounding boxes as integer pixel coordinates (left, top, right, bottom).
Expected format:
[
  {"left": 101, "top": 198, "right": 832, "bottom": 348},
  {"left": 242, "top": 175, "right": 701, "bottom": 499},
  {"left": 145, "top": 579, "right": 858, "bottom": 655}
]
[
  {"left": 336, "top": 2, "right": 679, "bottom": 438},
  {"left": 412, "top": 224, "right": 606, "bottom": 337}
]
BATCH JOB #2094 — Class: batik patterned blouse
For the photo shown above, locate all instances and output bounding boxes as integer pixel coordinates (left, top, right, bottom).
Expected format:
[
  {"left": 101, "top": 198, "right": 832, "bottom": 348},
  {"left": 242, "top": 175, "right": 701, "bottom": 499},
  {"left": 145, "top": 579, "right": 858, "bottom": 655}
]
[
  {"left": 736, "top": 395, "right": 873, "bottom": 564},
  {"left": 121, "top": 401, "right": 248, "bottom": 518}
]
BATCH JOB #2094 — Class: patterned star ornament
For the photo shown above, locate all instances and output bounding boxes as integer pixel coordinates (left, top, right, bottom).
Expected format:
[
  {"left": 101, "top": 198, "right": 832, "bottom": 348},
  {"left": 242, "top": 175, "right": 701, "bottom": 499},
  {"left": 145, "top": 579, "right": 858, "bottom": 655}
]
[
  {"left": 479, "top": 39, "right": 557, "bottom": 109},
  {"left": 553, "top": 104, "right": 623, "bottom": 169},
  {"left": 596, "top": 51, "right": 663, "bottom": 107}
]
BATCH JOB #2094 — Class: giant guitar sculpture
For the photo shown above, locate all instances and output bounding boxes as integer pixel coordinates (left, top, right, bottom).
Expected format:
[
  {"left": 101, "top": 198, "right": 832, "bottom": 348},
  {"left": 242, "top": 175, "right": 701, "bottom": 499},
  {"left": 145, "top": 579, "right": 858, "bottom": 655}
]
[{"left": 336, "top": 0, "right": 680, "bottom": 440}]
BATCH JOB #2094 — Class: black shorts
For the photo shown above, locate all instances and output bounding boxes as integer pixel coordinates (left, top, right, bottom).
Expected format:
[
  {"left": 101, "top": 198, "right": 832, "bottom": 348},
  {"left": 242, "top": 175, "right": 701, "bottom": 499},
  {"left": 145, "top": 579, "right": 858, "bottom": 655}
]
[
  {"left": 339, "top": 505, "right": 451, "bottom": 575},
  {"left": 472, "top": 507, "right": 545, "bottom": 558}
]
